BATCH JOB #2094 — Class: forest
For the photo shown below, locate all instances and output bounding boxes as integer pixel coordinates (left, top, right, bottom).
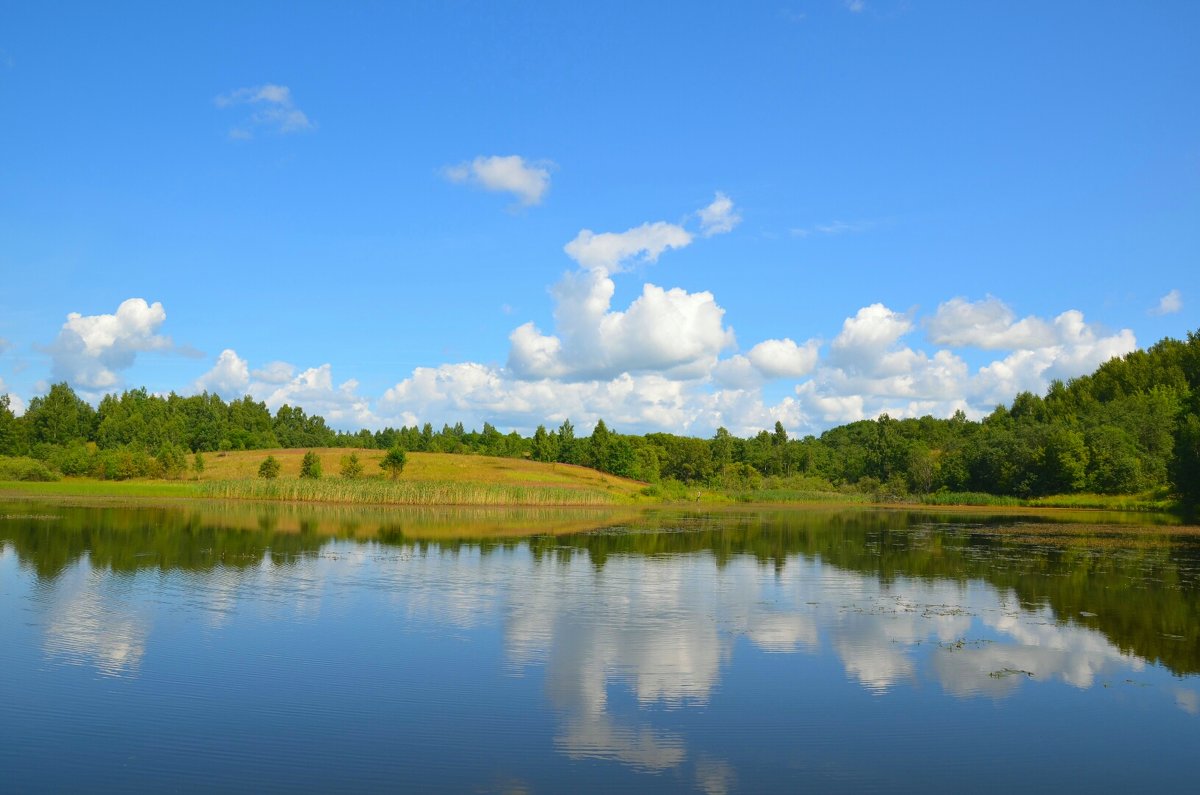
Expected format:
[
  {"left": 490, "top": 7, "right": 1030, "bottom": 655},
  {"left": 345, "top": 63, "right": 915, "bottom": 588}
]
[{"left": 1, "top": 329, "right": 1198, "bottom": 508}]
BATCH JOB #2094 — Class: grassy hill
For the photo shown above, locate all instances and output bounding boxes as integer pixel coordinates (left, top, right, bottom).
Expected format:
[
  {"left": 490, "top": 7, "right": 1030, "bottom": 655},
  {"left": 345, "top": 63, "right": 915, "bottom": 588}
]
[{"left": 0, "top": 449, "right": 650, "bottom": 507}]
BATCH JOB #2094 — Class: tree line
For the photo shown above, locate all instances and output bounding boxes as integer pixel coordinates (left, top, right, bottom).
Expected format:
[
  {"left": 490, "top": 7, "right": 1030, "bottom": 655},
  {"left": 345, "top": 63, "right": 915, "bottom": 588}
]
[{"left": 1, "top": 329, "right": 1198, "bottom": 506}]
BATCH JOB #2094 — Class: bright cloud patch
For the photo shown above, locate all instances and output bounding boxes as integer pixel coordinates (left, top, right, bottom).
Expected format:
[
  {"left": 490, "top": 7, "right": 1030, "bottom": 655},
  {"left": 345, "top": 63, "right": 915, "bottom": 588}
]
[
  {"left": 192, "top": 349, "right": 374, "bottom": 426},
  {"left": 444, "top": 155, "right": 552, "bottom": 206},
  {"left": 697, "top": 192, "right": 741, "bottom": 237},
  {"left": 927, "top": 296, "right": 1056, "bottom": 349},
  {"left": 1151, "top": 289, "right": 1182, "bottom": 316},
  {"left": 45, "top": 298, "right": 173, "bottom": 391},
  {"left": 215, "top": 84, "right": 313, "bottom": 139},
  {"left": 747, "top": 338, "right": 820, "bottom": 379},
  {"left": 970, "top": 310, "right": 1136, "bottom": 405},
  {"left": 508, "top": 213, "right": 733, "bottom": 381},
  {"left": 193, "top": 348, "right": 250, "bottom": 395},
  {"left": 564, "top": 222, "right": 692, "bottom": 274},
  {"left": 1, "top": 377, "right": 26, "bottom": 416}
]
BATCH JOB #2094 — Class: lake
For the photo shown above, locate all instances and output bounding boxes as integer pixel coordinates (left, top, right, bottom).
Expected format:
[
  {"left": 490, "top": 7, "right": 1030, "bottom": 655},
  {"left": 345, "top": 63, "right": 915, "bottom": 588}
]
[{"left": 1, "top": 500, "right": 1198, "bottom": 793}]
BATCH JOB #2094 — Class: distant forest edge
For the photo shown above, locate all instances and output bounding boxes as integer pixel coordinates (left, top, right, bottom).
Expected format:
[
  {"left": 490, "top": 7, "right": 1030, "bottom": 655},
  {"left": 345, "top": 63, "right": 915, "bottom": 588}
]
[{"left": 2, "top": 330, "right": 1198, "bottom": 509}]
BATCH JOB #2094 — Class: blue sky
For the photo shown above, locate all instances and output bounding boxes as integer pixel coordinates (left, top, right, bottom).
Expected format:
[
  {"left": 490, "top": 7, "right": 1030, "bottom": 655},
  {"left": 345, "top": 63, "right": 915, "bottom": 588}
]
[{"left": 1, "top": 1, "right": 1196, "bottom": 436}]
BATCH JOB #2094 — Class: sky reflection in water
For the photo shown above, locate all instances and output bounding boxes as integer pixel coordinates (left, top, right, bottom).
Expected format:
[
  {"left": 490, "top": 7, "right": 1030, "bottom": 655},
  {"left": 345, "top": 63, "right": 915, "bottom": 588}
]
[{"left": 1, "top": 505, "right": 1198, "bottom": 793}]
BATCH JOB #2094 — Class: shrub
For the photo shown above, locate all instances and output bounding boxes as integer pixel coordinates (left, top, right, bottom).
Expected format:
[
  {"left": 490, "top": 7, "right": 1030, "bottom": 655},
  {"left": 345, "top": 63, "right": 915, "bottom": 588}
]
[
  {"left": 300, "top": 451, "right": 322, "bottom": 479},
  {"left": 380, "top": 447, "right": 406, "bottom": 480},
  {"left": 0, "top": 456, "right": 60, "bottom": 482},
  {"left": 258, "top": 455, "right": 281, "bottom": 479},
  {"left": 340, "top": 453, "right": 363, "bottom": 479}
]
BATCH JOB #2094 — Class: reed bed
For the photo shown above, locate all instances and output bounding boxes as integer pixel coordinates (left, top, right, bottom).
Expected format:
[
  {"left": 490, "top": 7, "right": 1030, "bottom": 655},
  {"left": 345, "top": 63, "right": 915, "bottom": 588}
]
[
  {"left": 920, "top": 490, "right": 1177, "bottom": 513},
  {"left": 198, "top": 477, "right": 621, "bottom": 507}
]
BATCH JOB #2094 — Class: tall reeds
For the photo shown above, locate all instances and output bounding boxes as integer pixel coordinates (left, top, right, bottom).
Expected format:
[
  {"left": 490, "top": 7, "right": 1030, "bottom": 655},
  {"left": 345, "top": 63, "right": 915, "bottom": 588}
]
[{"left": 197, "top": 477, "right": 620, "bottom": 506}]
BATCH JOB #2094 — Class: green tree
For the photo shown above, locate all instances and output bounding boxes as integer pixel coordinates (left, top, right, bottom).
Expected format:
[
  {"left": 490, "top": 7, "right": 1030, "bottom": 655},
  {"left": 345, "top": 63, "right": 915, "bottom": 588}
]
[
  {"left": 192, "top": 452, "right": 206, "bottom": 480},
  {"left": 555, "top": 419, "right": 577, "bottom": 464},
  {"left": 586, "top": 418, "right": 612, "bottom": 470},
  {"left": 340, "top": 452, "right": 364, "bottom": 479},
  {"left": 380, "top": 446, "right": 407, "bottom": 480},
  {"left": 258, "top": 455, "right": 281, "bottom": 479},
  {"left": 25, "top": 382, "right": 95, "bottom": 446},
  {"left": 0, "top": 393, "right": 19, "bottom": 455},
  {"left": 156, "top": 442, "right": 188, "bottom": 479},
  {"left": 300, "top": 450, "right": 322, "bottom": 479},
  {"left": 530, "top": 424, "right": 557, "bottom": 462}
]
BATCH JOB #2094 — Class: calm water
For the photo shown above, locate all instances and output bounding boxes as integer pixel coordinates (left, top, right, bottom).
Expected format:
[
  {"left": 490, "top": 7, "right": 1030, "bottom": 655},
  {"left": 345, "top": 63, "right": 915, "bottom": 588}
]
[{"left": 2, "top": 501, "right": 1198, "bottom": 793}]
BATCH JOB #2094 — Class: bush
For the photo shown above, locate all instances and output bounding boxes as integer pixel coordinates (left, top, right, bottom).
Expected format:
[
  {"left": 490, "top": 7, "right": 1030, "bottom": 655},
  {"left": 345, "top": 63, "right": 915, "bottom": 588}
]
[
  {"left": 0, "top": 456, "right": 60, "bottom": 482},
  {"left": 258, "top": 455, "right": 281, "bottom": 479},
  {"left": 157, "top": 443, "right": 188, "bottom": 480},
  {"left": 339, "top": 453, "right": 363, "bottom": 479},
  {"left": 300, "top": 451, "right": 322, "bottom": 479},
  {"left": 380, "top": 447, "right": 406, "bottom": 480}
]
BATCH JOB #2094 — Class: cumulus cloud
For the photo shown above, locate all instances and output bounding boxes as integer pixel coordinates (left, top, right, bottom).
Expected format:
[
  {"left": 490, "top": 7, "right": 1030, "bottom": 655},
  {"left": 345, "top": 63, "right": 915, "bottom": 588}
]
[
  {"left": 380, "top": 367, "right": 704, "bottom": 435},
  {"left": 258, "top": 364, "right": 375, "bottom": 426},
  {"left": 444, "top": 155, "right": 552, "bottom": 206},
  {"left": 564, "top": 222, "right": 693, "bottom": 274},
  {"left": 215, "top": 83, "right": 313, "bottom": 138},
  {"left": 927, "top": 296, "right": 1056, "bottom": 349},
  {"left": 970, "top": 310, "right": 1136, "bottom": 405},
  {"left": 508, "top": 277, "right": 735, "bottom": 381},
  {"left": 190, "top": 350, "right": 374, "bottom": 426},
  {"left": 251, "top": 361, "right": 296, "bottom": 384},
  {"left": 193, "top": 348, "right": 250, "bottom": 395},
  {"left": 748, "top": 338, "right": 820, "bottom": 379},
  {"left": 783, "top": 299, "right": 1135, "bottom": 428},
  {"left": 1151, "top": 289, "right": 1182, "bottom": 316},
  {"left": 500, "top": 210, "right": 734, "bottom": 383},
  {"left": 714, "top": 338, "right": 821, "bottom": 388},
  {"left": 43, "top": 298, "right": 174, "bottom": 391},
  {"left": 697, "top": 192, "right": 741, "bottom": 237},
  {"left": 0, "top": 377, "right": 26, "bottom": 416}
]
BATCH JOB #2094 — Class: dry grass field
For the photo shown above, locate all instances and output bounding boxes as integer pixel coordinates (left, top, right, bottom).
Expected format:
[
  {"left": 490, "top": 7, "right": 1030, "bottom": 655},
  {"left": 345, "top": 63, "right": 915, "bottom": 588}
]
[{"left": 198, "top": 449, "right": 645, "bottom": 493}]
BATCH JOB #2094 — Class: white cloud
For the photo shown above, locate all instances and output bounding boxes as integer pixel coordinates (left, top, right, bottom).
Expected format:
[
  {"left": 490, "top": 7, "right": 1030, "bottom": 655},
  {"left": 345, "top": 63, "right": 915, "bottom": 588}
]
[
  {"left": 508, "top": 277, "right": 735, "bottom": 382},
  {"left": 829, "top": 303, "right": 916, "bottom": 375},
  {"left": 444, "top": 154, "right": 552, "bottom": 206},
  {"left": 697, "top": 192, "right": 741, "bottom": 237},
  {"left": 1151, "top": 289, "right": 1182, "bottom": 316},
  {"left": 711, "top": 356, "right": 762, "bottom": 389},
  {"left": 257, "top": 364, "right": 375, "bottom": 427},
  {"left": 189, "top": 350, "right": 374, "bottom": 427},
  {"left": 844, "top": 0, "right": 865, "bottom": 12},
  {"left": 44, "top": 298, "right": 173, "bottom": 391},
  {"left": 747, "top": 338, "right": 820, "bottom": 379},
  {"left": 779, "top": 299, "right": 1136, "bottom": 429},
  {"left": 251, "top": 361, "right": 296, "bottom": 384},
  {"left": 380, "top": 367, "right": 706, "bottom": 435},
  {"left": 193, "top": 349, "right": 250, "bottom": 396},
  {"left": 969, "top": 310, "right": 1135, "bottom": 405},
  {"left": 0, "top": 377, "right": 25, "bottom": 416},
  {"left": 0, "top": 337, "right": 10, "bottom": 354},
  {"left": 215, "top": 83, "right": 313, "bottom": 138},
  {"left": 564, "top": 222, "right": 693, "bottom": 274},
  {"left": 927, "top": 296, "right": 1056, "bottom": 349}
]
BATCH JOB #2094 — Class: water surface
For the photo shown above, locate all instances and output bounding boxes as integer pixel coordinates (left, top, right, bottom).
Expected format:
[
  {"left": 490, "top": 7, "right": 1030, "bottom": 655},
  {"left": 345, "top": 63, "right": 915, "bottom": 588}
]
[{"left": 2, "top": 501, "right": 1197, "bottom": 792}]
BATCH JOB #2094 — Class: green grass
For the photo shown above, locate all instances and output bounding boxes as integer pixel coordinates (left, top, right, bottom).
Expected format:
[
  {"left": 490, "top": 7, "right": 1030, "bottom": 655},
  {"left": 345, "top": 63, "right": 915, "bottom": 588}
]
[
  {"left": 918, "top": 491, "right": 1025, "bottom": 507},
  {"left": 732, "top": 488, "right": 871, "bottom": 504},
  {"left": 919, "top": 490, "right": 1178, "bottom": 513},
  {"left": 0, "top": 479, "right": 202, "bottom": 498}
]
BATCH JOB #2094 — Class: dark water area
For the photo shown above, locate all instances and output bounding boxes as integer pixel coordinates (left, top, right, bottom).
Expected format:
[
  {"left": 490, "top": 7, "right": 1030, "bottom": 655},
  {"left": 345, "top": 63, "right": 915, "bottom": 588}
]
[{"left": 2, "top": 501, "right": 1198, "bottom": 793}]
